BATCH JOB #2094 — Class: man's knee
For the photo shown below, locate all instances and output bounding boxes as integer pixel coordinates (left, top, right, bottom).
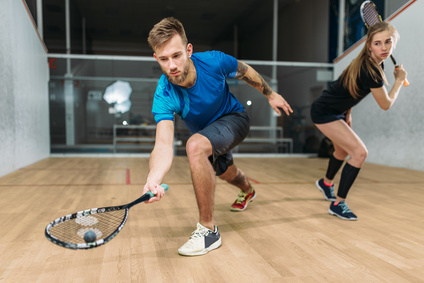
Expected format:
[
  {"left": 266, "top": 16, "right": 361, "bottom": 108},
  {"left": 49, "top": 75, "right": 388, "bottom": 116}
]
[{"left": 186, "top": 134, "right": 212, "bottom": 157}]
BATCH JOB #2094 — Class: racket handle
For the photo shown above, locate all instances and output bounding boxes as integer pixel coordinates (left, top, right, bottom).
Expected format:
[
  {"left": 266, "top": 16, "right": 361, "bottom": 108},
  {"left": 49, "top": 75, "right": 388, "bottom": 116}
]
[
  {"left": 395, "top": 66, "right": 409, "bottom": 87},
  {"left": 147, "top": 184, "right": 169, "bottom": 198},
  {"left": 403, "top": 79, "right": 409, "bottom": 87}
]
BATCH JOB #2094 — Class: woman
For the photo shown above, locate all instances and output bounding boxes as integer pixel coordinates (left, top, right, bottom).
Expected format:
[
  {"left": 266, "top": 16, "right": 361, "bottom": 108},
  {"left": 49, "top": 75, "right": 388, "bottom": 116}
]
[{"left": 311, "top": 21, "right": 407, "bottom": 220}]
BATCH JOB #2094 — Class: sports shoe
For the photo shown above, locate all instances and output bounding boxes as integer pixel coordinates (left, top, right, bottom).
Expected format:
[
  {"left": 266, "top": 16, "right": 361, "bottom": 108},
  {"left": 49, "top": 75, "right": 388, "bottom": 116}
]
[
  {"left": 329, "top": 201, "right": 358, "bottom": 220},
  {"left": 230, "top": 188, "right": 256, "bottom": 211},
  {"left": 316, "top": 179, "right": 336, "bottom": 201},
  {"left": 178, "top": 223, "right": 222, "bottom": 256}
]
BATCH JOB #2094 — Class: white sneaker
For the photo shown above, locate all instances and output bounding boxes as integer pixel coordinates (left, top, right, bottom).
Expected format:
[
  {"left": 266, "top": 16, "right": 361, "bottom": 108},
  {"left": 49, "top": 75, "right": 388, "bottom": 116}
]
[{"left": 178, "top": 223, "right": 222, "bottom": 256}]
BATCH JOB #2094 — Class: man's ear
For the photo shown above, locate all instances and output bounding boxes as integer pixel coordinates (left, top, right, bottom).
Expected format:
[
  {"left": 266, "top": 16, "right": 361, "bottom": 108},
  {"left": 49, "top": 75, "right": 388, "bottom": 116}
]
[
  {"left": 153, "top": 53, "right": 158, "bottom": 61},
  {"left": 187, "top": 43, "right": 193, "bottom": 57}
]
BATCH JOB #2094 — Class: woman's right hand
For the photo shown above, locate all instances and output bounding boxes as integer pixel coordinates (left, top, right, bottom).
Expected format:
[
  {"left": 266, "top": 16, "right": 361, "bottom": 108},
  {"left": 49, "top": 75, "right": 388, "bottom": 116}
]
[{"left": 394, "top": 64, "right": 407, "bottom": 83}]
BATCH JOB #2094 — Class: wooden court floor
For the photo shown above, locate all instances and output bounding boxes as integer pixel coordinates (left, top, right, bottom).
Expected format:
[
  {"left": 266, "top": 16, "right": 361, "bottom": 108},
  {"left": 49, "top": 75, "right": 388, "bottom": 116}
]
[{"left": 0, "top": 156, "right": 423, "bottom": 283}]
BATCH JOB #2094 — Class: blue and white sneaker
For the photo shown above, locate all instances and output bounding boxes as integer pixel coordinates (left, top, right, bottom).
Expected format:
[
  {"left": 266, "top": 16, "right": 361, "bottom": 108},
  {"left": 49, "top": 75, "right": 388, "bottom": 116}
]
[
  {"left": 178, "top": 223, "right": 222, "bottom": 256},
  {"left": 316, "top": 179, "right": 336, "bottom": 201},
  {"left": 329, "top": 201, "right": 358, "bottom": 220}
]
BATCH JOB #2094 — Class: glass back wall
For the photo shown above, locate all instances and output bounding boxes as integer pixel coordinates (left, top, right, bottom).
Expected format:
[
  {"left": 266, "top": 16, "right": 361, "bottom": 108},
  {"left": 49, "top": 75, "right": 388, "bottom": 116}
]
[{"left": 49, "top": 55, "right": 333, "bottom": 155}]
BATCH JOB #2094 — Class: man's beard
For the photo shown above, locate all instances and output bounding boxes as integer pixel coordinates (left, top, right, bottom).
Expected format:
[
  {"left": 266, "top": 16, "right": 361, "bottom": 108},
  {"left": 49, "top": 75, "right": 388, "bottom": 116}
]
[{"left": 164, "top": 60, "right": 190, "bottom": 85}]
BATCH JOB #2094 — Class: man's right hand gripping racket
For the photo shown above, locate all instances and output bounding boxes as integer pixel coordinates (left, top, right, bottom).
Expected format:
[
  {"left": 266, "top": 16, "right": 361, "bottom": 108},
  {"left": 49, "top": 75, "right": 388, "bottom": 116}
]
[
  {"left": 45, "top": 184, "right": 169, "bottom": 250},
  {"left": 360, "top": 0, "right": 409, "bottom": 86}
]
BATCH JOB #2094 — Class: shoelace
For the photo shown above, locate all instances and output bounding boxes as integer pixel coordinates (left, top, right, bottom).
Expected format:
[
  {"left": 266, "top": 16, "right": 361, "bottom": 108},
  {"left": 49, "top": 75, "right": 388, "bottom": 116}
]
[
  {"left": 235, "top": 191, "right": 248, "bottom": 204},
  {"left": 188, "top": 226, "right": 210, "bottom": 241},
  {"left": 339, "top": 202, "right": 352, "bottom": 213}
]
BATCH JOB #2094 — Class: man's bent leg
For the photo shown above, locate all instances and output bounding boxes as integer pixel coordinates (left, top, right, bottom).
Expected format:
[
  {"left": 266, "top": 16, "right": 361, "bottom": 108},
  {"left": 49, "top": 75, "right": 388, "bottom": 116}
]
[
  {"left": 219, "top": 164, "right": 256, "bottom": 212},
  {"left": 179, "top": 133, "right": 222, "bottom": 256},
  {"left": 186, "top": 133, "right": 216, "bottom": 230},
  {"left": 219, "top": 164, "right": 251, "bottom": 193}
]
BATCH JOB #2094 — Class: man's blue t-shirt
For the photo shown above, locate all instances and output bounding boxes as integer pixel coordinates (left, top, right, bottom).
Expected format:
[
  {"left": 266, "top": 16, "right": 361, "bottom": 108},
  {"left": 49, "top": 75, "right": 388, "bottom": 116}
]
[{"left": 152, "top": 51, "right": 245, "bottom": 133}]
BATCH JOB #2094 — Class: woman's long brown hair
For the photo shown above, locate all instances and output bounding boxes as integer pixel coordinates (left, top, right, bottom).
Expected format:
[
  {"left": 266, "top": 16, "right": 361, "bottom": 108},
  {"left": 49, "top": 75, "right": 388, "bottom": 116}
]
[{"left": 339, "top": 22, "right": 399, "bottom": 99}]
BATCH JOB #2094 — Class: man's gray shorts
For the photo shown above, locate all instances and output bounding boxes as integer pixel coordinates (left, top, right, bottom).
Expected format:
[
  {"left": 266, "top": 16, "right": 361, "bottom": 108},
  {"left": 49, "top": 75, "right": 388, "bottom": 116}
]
[{"left": 197, "top": 111, "right": 250, "bottom": 176}]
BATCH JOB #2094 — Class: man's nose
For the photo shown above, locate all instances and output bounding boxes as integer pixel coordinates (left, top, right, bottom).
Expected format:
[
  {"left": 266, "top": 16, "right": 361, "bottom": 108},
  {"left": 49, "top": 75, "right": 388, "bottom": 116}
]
[{"left": 169, "top": 59, "right": 177, "bottom": 69}]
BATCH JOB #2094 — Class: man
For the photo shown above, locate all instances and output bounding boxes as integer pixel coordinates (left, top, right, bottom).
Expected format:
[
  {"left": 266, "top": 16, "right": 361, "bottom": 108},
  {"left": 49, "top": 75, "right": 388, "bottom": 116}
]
[{"left": 143, "top": 17, "right": 292, "bottom": 256}]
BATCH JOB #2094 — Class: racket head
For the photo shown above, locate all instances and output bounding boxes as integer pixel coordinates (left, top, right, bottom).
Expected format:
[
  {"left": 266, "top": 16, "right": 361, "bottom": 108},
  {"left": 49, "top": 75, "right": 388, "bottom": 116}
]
[
  {"left": 45, "top": 184, "right": 169, "bottom": 249},
  {"left": 360, "top": 1, "right": 383, "bottom": 28},
  {"left": 45, "top": 206, "right": 129, "bottom": 250}
]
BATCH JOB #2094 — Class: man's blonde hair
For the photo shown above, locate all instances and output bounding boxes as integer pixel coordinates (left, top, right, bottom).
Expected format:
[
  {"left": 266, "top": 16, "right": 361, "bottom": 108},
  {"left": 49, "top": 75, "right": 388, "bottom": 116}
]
[{"left": 148, "top": 17, "right": 188, "bottom": 51}]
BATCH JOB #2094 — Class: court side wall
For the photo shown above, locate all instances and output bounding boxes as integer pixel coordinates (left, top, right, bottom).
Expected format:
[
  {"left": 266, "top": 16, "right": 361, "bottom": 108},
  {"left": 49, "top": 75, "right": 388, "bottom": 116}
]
[
  {"left": 333, "top": 0, "right": 423, "bottom": 171},
  {"left": 0, "top": 0, "right": 50, "bottom": 178}
]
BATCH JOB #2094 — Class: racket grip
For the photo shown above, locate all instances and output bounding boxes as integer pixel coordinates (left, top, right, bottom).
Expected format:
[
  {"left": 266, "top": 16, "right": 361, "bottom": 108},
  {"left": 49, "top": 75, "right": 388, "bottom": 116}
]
[
  {"left": 395, "top": 66, "right": 409, "bottom": 87},
  {"left": 403, "top": 79, "right": 409, "bottom": 87},
  {"left": 146, "top": 184, "right": 169, "bottom": 198}
]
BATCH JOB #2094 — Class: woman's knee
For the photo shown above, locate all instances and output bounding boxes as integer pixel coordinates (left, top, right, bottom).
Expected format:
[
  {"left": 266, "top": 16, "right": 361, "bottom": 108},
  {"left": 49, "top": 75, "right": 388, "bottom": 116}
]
[{"left": 352, "top": 146, "right": 368, "bottom": 164}]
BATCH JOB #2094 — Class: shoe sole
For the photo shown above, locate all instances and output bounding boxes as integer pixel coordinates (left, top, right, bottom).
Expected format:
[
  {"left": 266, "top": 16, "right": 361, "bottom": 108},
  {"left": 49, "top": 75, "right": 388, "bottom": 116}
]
[
  {"left": 178, "top": 238, "right": 222, "bottom": 256},
  {"left": 328, "top": 209, "right": 358, "bottom": 221},
  {"left": 316, "top": 180, "right": 336, "bottom": 202},
  {"left": 230, "top": 193, "right": 256, "bottom": 212}
]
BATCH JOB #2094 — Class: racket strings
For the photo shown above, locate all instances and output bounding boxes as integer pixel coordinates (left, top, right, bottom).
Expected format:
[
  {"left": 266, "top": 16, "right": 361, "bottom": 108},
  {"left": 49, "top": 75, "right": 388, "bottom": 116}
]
[
  {"left": 362, "top": 3, "right": 382, "bottom": 26},
  {"left": 48, "top": 209, "right": 127, "bottom": 245}
]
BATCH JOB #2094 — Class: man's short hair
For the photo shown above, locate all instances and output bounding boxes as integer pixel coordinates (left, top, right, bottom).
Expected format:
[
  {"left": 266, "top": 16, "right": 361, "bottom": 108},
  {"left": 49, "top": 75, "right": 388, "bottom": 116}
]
[{"left": 148, "top": 17, "right": 188, "bottom": 51}]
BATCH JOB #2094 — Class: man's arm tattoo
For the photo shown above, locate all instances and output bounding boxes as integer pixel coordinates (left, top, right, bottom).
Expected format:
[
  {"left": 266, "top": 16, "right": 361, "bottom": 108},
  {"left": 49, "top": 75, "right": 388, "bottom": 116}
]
[
  {"left": 235, "top": 61, "right": 272, "bottom": 96},
  {"left": 234, "top": 61, "right": 248, "bottom": 79},
  {"left": 242, "top": 73, "right": 273, "bottom": 96}
]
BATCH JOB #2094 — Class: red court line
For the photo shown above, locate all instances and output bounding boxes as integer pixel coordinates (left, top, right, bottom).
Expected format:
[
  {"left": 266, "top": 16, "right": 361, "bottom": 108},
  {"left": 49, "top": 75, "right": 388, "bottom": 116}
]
[
  {"left": 126, "top": 169, "right": 131, "bottom": 185},
  {"left": 247, "top": 177, "right": 260, "bottom": 184},
  {"left": 21, "top": 0, "right": 48, "bottom": 54},
  {"left": 387, "top": 0, "right": 417, "bottom": 21}
]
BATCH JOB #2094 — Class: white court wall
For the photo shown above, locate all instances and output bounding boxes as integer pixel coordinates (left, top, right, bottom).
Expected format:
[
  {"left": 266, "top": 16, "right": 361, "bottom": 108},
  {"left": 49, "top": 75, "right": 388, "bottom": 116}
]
[
  {"left": 333, "top": 0, "right": 423, "bottom": 171},
  {"left": 0, "top": 0, "right": 50, "bottom": 177}
]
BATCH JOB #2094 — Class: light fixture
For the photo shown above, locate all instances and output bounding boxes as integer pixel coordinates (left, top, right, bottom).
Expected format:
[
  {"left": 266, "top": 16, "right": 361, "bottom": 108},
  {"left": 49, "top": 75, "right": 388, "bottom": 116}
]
[
  {"left": 103, "top": 80, "right": 132, "bottom": 113},
  {"left": 114, "top": 100, "right": 132, "bottom": 114}
]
